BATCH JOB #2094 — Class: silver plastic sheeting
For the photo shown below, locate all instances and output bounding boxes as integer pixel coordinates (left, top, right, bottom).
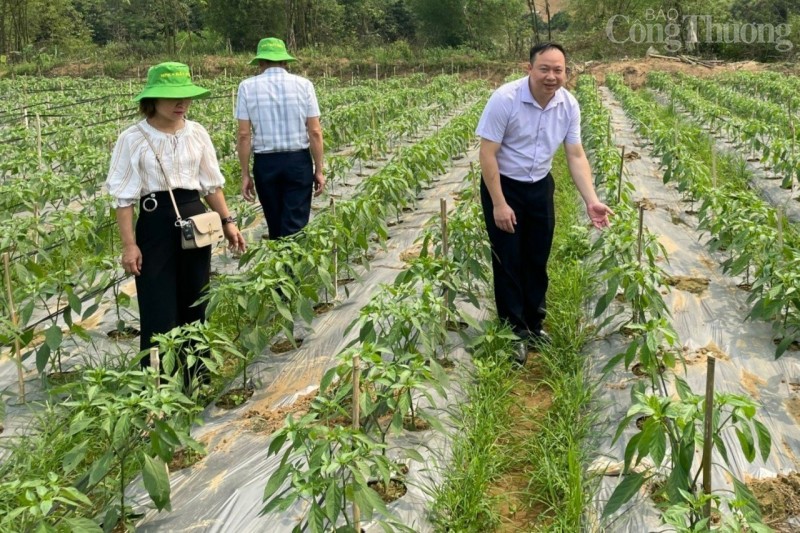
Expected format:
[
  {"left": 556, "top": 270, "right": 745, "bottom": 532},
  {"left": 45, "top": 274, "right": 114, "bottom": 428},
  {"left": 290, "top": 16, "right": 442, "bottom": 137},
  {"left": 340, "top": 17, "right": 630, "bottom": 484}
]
[
  {"left": 125, "top": 147, "right": 483, "bottom": 532},
  {"left": 587, "top": 87, "right": 800, "bottom": 532}
]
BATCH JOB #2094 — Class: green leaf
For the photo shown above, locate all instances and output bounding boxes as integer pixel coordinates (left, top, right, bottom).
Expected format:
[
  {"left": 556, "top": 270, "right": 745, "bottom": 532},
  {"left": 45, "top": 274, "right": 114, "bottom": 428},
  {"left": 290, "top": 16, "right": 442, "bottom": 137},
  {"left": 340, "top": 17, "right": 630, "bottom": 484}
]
[
  {"left": 651, "top": 425, "right": 666, "bottom": 467},
  {"left": 736, "top": 427, "right": 756, "bottom": 463},
  {"left": 263, "top": 461, "right": 292, "bottom": 502},
  {"left": 63, "top": 517, "right": 103, "bottom": 533},
  {"left": 298, "top": 297, "right": 315, "bottom": 325},
  {"left": 308, "top": 501, "right": 325, "bottom": 533},
  {"left": 44, "top": 324, "right": 63, "bottom": 350},
  {"left": 36, "top": 343, "right": 51, "bottom": 373},
  {"left": 62, "top": 439, "right": 89, "bottom": 474},
  {"left": 87, "top": 450, "right": 113, "bottom": 487},
  {"left": 141, "top": 454, "right": 171, "bottom": 511},
  {"left": 603, "top": 472, "right": 646, "bottom": 518},
  {"left": 753, "top": 419, "right": 772, "bottom": 462}
]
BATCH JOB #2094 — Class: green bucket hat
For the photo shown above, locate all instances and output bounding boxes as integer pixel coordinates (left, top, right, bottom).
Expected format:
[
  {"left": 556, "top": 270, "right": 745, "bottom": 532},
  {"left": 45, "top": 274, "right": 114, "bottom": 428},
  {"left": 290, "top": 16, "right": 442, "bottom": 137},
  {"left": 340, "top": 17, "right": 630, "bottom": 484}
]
[
  {"left": 250, "top": 38, "right": 296, "bottom": 65},
  {"left": 133, "top": 62, "right": 210, "bottom": 102}
]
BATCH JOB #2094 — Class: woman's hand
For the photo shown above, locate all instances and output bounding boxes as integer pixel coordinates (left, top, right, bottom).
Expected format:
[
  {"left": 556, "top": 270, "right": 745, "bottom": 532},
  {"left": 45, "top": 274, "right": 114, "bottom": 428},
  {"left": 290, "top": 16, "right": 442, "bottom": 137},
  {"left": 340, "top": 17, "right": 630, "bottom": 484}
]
[
  {"left": 223, "top": 224, "right": 246, "bottom": 253},
  {"left": 121, "top": 243, "right": 142, "bottom": 276}
]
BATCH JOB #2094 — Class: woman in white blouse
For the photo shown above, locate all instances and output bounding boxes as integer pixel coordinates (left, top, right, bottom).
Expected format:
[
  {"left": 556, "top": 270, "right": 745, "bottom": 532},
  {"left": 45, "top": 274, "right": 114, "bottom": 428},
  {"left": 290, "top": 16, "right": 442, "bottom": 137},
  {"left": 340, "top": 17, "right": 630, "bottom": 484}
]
[{"left": 106, "top": 62, "right": 245, "bottom": 386}]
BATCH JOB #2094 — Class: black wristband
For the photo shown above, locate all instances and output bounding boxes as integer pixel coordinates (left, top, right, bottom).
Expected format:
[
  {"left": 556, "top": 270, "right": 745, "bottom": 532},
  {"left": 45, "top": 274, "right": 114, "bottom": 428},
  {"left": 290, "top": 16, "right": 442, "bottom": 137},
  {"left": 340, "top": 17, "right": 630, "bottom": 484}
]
[{"left": 221, "top": 215, "right": 236, "bottom": 225}]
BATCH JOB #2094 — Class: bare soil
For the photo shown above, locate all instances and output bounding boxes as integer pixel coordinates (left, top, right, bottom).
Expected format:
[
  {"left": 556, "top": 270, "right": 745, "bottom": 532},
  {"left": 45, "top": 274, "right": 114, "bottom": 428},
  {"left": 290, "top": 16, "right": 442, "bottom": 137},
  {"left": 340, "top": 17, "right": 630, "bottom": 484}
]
[
  {"left": 367, "top": 478, "right": 407, "bottom": 503},
  {"left": 665, "top": 275, "right": 710, "bottom": 294},
  {"left": 106, "top": 326, "right": 140, "bottom": 340},
  {"left": 244, "top": 391, "right": 317, "bottom": 434},
  {"left": 313, "top": 302, "right": 335, "bottom": 315},
  {"left": 786, "top": 397, "right": 800, "bottom": 425},
  {"left": 168, "top": 447, "right": 205, "bottom": 471},
  {"left": 741, "top": 369, "right": 767, "bottom": 400},
  {"left": 402, "top": 415, "right": 431, "bottom": 432},
  {"left": 683, "top": 341, "right": 730, "bottom": 366},
  {"left": 748, "top": 473, "right": 800, "bottom": 532},
  {"left": 271, "top": 337, "right": 304, "bottom": 353},
  {"left": 582, "top": 57, "right": 788, "bottom": 89},
  {"left": 215, "top": 386, "right": 254, "bottom": 410}
]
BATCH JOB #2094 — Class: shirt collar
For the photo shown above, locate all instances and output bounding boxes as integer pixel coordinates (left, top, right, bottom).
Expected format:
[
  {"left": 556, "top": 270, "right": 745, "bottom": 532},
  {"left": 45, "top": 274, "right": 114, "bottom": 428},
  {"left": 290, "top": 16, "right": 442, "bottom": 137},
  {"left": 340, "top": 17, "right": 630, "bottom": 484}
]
[
  {"left": 521, "top": 77, "right": 565, "bottom": 110},
  {"left": 261, "top": 67, "right": 288, "bottom": 76}
]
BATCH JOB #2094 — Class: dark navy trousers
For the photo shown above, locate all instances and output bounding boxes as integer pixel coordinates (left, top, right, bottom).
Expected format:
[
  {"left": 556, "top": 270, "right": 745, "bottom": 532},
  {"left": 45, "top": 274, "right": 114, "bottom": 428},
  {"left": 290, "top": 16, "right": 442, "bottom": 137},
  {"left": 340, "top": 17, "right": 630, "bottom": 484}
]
[
  {"left": 253, "top": 149, "right": 314, "bottom": 239},
  {"left": 480, "top": 173, "right": 556, "bottom": 340}
]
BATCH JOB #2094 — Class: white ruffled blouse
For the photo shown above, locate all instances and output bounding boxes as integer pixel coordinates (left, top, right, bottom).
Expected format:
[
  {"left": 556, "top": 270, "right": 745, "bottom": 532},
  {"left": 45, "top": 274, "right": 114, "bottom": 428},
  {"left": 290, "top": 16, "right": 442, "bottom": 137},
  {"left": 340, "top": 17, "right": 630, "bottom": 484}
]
[{"left": 106, "top": 119, "right": 225, "bottom": 208}]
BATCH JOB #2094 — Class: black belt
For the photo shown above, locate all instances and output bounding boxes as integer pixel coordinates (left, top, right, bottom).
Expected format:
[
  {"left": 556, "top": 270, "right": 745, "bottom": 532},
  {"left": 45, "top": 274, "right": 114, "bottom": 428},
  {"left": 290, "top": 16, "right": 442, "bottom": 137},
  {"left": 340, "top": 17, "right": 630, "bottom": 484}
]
[
  {"left": 140, "top": 189, "right": 200, "bottom": 212},
  {"left": 255, "top": 148, "right": 309, "bottom": 155}
]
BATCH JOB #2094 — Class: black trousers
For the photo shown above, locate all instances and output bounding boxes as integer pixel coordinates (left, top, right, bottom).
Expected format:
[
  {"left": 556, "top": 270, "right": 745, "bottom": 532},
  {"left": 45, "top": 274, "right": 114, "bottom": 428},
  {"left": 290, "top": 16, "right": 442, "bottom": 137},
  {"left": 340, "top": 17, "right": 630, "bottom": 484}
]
[
  {"left": 480, "top": 173, "right": 555, "bottom": 340},
  {"left": 253, "top": 149, "right": 314, "bottom": 239},
  {"left": 135, "top": 189, "right": 211, "bottom": 383}
]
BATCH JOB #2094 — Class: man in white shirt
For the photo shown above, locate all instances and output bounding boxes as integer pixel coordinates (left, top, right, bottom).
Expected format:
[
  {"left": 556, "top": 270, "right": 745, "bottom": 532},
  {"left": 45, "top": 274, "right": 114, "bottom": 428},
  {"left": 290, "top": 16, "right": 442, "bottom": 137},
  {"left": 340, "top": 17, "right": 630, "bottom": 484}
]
[
  {"left": 476, "top": 42, "right": 613, "bottom": 365},
  {"left": 236, "top": 37, "right": 325, "bottom": 239}
]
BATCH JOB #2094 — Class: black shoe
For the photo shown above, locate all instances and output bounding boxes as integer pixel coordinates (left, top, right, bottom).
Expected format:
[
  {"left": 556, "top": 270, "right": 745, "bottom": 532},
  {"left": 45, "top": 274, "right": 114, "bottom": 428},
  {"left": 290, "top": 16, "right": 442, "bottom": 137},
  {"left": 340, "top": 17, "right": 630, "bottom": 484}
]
[
  {"left": 528, "top": 329, "right": 551, "bottom": 348},
  {"left": 512, "top": 341, "right": 529, "bottom": 367}
]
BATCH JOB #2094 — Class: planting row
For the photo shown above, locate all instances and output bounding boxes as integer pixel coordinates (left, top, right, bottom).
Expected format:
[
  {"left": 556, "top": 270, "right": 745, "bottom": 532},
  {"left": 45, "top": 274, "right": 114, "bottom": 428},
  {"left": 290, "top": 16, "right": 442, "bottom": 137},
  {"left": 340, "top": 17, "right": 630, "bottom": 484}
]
[
  {"left": 607, "top": 73, "right": 800, "bottom": 357},
  {"left": 577, "top": 75, "right": 771, "bottom": 531}
]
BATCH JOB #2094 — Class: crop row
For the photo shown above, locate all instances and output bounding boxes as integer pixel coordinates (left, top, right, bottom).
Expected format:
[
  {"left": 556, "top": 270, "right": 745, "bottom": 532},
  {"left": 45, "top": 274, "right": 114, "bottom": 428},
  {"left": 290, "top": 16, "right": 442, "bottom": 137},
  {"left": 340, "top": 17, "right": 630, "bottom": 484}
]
[
  {"left": 607, "top": 73, "right": 800, "bottom": 357},
  {"left": 577, "top": 75, "right": 770, "bottom": 531},
  {"left": 647, "top": 71, "right": 800, "bottom": 189}
]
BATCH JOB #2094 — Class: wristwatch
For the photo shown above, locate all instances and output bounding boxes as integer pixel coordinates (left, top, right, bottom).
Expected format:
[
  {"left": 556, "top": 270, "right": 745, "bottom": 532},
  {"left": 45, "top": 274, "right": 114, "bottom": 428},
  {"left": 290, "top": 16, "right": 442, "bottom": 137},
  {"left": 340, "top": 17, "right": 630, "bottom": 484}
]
[{"left": 221, "top": 215, "right": 236, "bottom": 225}]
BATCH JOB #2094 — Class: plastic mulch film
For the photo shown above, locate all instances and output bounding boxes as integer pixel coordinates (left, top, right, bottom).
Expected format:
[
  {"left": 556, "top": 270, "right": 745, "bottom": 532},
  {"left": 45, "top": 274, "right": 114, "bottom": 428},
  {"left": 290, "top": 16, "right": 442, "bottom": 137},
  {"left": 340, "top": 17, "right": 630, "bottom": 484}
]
[
  {"left": 586, "top": 88, "right": 800, "bottom": 532},
  {"left": 123, "top": 149, "right": 484, "bottom": 531}
]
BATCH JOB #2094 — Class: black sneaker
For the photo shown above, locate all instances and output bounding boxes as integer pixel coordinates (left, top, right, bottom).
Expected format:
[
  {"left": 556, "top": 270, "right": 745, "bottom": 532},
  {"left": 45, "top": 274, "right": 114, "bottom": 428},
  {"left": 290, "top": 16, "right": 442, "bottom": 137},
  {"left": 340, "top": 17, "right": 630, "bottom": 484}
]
[
  {"left": 512, "top": 341, "right": 529, "bottom": 367},
  {"left": 529, "top": 329, "right": 551, "bottom": 349}
]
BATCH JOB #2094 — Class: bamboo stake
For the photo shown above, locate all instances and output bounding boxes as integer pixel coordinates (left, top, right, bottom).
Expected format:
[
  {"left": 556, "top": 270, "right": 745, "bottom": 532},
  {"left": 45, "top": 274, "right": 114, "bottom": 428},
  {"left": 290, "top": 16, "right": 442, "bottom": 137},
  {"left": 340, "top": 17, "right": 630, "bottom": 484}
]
[
  {"left": 636, "top": 204, "right": 645, "bottom": 266},
  {"left": 150, "top": 347, "right": 160, "bottom": 388},
  {"left": 440, "top": 199, "right": 450, "bottom": 348},
  {"left": 440, "top": 198, "right": 449, "bottom": 258},
  {"left": 711, "top": 144, "right": 717, "bottom": 189},
  {"left": 331, "top": 198, "right": 338, "bottom": 301},
  {"left": 36, "top": 113, "right": 42, "bottom": 168},
  {"left": 3, "top": 252, "right": 25, "bottom": 403},
  {"left": 617, "top": 146, "right": 626, "bottom": 205},
  {"left": 777, "top": 206, "right": 784, "bottom": 250},
  {"left": 23, "top": 108, "right": 28, "bottom": 128},
  {"left": 702, "top": 356, "right": 716, "bottom": 519},
  {"left": 351, "top": 352, "right": 361, "bottom": 531},
  {"left": 375, "top": 63, "right": 378, "bottom": 81}
]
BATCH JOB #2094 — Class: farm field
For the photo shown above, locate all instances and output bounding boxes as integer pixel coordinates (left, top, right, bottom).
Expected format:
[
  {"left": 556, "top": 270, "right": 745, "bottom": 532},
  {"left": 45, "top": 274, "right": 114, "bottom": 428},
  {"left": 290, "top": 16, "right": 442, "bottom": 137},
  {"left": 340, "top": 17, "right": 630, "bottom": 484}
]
[{"left": 0, "top": 61, "right": 799, "bottom": 532}]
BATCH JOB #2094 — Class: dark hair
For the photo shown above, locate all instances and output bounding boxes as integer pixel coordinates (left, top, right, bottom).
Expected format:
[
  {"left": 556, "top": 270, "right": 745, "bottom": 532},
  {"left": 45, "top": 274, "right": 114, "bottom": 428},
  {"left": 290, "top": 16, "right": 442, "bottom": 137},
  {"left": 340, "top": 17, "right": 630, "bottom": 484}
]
[
  {"left": 529, "top": 42, "right": 567, "bottom": 64},
  {"left": 138, "top": 98, "right": 157, "bottom": 117}
]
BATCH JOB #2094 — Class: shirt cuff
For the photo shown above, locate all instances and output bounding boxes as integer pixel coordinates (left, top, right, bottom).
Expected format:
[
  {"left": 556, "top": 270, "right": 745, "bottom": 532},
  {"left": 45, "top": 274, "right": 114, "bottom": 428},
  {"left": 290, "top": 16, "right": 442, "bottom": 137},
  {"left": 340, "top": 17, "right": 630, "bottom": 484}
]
[{"left": 113, "top": 197, "right": 137, "bottom": 208}]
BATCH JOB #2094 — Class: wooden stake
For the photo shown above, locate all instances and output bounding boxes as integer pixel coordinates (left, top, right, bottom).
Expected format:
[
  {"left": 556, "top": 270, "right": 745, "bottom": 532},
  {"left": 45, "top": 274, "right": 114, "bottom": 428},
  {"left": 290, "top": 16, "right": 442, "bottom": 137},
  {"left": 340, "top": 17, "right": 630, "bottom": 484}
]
[
  {"left": 636, "top": 204, "right": 645, "bottom": 265},
  {"left": 149, "top": 347, "right": 160, "bottom": 387},
  {"left": 23, "top": 108, "right": 28, "bottom": 128},
  {"left": 352, "top": 352, "right": 362, "bottom": 531},
  {"left": 616, "top": 145, "right": 626, "bottom": 201},
  {"left": 702, "top": 356, "right": 716, "bottom": 520},
  {"left": 36, "top": 113, "right": 42, "bottom": 168},
  {"left": 331, "top": 198, "right": 338, "bottom": 301},
  {"left": 711, "top": 144, "right": 717, "bottom": 189},
  {"left": 3, "top": 252, "right": 25, "bottom": 403},
  {"left": 375, "top": 63, "right": 378, "bottom": 81},
  {"left": 440, "top": 198, "right": 449, "bottom": 258}
]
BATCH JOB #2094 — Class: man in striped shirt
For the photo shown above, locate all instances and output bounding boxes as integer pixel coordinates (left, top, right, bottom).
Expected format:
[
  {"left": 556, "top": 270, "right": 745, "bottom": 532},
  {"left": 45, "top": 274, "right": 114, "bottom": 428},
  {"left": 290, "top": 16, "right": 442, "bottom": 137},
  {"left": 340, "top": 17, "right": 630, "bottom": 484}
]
[{"left": 236, "top": 37, "right": 325, "bottom": 239}]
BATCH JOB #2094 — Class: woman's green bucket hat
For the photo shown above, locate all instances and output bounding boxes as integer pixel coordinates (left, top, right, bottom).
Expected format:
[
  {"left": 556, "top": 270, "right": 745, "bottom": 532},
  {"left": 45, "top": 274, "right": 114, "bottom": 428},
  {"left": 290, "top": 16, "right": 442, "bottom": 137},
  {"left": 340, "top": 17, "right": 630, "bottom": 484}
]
[
  {"left": 133, "top": 62, "right": 210, "bottom": 102},
  {"left": 250, "top": 37, "right": 296, "bottom": 65}
]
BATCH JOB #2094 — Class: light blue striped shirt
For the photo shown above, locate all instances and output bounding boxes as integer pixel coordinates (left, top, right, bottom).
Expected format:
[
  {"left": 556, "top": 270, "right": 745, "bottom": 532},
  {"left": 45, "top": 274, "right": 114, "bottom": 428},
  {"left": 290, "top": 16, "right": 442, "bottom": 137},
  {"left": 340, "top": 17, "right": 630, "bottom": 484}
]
[
  {"left": 235, "top": 68, "right": 320, "bottom": 153},
  {"left": 476, "top": 77, "right": 581, "bottom": 183}
]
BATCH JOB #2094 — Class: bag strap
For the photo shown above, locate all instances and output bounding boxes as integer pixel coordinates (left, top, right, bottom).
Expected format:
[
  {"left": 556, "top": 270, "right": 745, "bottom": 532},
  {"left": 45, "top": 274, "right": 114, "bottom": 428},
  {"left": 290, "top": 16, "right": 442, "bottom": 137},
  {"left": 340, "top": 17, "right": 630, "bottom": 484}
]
[{"left": 136, "top": 123, "right": 184, "bottom": 225}]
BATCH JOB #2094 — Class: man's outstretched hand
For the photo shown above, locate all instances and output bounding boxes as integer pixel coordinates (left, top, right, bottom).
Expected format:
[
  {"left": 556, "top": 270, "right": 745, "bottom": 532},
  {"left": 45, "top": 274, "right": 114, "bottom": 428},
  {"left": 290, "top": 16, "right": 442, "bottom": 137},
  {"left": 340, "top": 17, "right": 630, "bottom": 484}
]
[{"left": 587, "top": 201, "right": 614, "bottom": 229}]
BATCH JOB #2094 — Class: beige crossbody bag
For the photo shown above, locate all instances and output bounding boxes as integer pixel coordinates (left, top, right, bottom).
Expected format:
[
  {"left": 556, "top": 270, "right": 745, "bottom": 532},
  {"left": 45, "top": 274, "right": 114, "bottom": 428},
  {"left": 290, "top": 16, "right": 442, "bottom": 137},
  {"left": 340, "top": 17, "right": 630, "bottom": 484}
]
[{"left": 136, "top": 124, "right": 224, "bottom": 249}]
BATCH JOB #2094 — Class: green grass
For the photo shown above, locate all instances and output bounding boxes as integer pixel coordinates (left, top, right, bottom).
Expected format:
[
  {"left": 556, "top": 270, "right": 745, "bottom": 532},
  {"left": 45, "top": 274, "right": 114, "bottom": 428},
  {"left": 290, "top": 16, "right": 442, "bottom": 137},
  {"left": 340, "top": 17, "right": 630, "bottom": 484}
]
[{"left": 430, "top": 148, "right": 600, "bottom": 531}]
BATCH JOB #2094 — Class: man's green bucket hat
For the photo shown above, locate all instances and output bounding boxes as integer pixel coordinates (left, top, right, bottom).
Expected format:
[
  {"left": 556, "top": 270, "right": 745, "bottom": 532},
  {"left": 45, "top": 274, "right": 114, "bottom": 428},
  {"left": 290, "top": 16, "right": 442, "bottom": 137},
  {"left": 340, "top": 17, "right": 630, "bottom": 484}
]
[
  {"left": 133, "top": 62, "right": 210, "bottom": 102},
  {"left": 250, "top": 37, "right": 296, "bottom": 65}
]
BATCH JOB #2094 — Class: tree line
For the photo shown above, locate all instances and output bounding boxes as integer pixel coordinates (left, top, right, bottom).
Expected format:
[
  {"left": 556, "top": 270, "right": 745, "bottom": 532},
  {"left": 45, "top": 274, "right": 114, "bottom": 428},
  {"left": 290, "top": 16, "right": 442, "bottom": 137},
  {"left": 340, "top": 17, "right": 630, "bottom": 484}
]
[{"left": 0, "top": 0, "right": 569, "bottom": 61}]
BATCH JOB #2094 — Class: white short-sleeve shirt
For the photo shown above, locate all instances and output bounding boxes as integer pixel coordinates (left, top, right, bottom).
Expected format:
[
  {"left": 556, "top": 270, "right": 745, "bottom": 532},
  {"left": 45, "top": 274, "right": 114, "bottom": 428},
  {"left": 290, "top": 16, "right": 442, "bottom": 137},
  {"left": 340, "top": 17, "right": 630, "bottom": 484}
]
[
  {"left": 105, "top": 119, "right": 225, "bottom": 208},
  {"left": 235, "top": 67, "right": 320, "bottom": 153},
  {"left": 476, "top": 76, "right": 581, "bottom": 182}
]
